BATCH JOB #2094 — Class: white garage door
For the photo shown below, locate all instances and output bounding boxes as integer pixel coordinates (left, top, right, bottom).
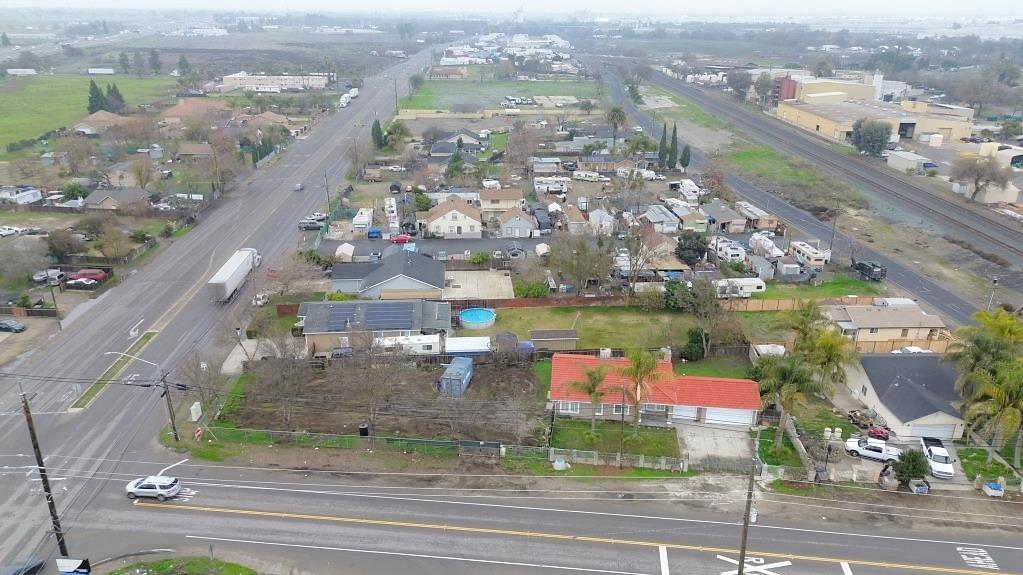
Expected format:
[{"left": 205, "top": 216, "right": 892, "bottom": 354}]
[
  {"left": 672, "top": 406, "right": 698, "bottom": 421},
  {"left": 705, "top": 408, "right": 755, "bottom": 426},
  {"left": 908, "top": 424, "right": 957, "bottom": 439}
]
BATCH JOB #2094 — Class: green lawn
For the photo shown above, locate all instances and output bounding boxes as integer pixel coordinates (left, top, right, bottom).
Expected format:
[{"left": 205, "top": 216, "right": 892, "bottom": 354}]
[
  {"left": 0, "top": 75, "right": 177, "bottom": 157},
  {"left": 753, "top": 427, "right": 803, "bottom": 467},
  {"left": 958, "top": 448, "right": 1016, "bottom": 482},
  {"left": 463, "top": 306, "right": 697, "bottom": 349},
  {"left": 728, "top": 146, "right": 826, "bottom": 184},
  {"left": 401, "top": 78, "right": 599, "bottom": 110},
  {"left": 109, "top": 558, "right": 256, "bottom": 575},
  {"left": 673, "top": 356, "right": 750, "bottom": 378},
  {"left": 534, "top": 360, "right": 552, "bottom": 402},
  {"left": 791, "top": 395, "right": 849, "bottom": 439},
  {"left": 738, "top": 311, "right": 793, "bottom": 343},
  {"left": 757, "top": 276, "right": 880, "bottom": 299},
  {"left": 489, "top": 131, "right": 508, "bottom": 152},
  {"left": 644, "top": 85, "right": 727, "bottom": 130},
  {"left": 552, "top": 419, "right": 680, "bottom": 458},
  {"left": 726, "top": 145, "right": 867, "bottom": 210}
]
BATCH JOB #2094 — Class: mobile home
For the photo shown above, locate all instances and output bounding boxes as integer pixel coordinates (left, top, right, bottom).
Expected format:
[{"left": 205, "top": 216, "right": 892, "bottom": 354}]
[
  {"left": 713, "top": 278, "right": 766, "bottom": 298},
  {"left": 790, "top": 241, "right": 830, "bottom": 269}
]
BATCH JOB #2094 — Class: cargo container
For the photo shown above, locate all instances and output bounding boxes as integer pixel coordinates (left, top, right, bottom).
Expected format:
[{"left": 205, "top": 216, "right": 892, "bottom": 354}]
[{"left": 207, "top": 248, "right": 261, "bottom": 302}]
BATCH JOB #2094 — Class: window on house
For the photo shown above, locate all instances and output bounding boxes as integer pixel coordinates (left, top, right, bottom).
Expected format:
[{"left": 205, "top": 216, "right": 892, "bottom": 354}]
[
  {"left": 469, "top": 225, "right": 475, "bottom": 231},
  {"left": 423, "top": 345, "right": 433, "bottom": 351},
  {"left": 869, "top": 328, "right": 879, "bottom": 334},
  {"left": 612, "top": 404, "right": 629, "bottom": 415},
  {"left": 594, "top": 404, "right": 604, "bottom": 416},
  {"left": 640, "top": 403, "right": 664, "bottom": 412},
  {"left": 451, "top": 213, "right": 459, "bottom": 220},
  {"left": 900, "top": 329, "right": 909, "bottom": 337},
  {"left": 448, "top": 226, "right": 454, "bottom": 233},
  {"left": 491, "top": 199, "right": 500, "bottom": 205},
  {"left": 558, "top": 401, "right": 580, "bottom": 414},
  {"left": 861, "top": 385, "right": 867, "bottom": 397}
]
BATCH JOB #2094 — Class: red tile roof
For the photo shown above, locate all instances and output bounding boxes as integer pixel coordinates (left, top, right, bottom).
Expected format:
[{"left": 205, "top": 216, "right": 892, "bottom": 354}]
[{"left": 549, "top": 353, "right": 761, "bottom": 410}]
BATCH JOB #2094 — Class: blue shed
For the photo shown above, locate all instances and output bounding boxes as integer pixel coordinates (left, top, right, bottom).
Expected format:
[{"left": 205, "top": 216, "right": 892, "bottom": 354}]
[{"left": 438, "top": 357, "right": 473, "bottom": 397}]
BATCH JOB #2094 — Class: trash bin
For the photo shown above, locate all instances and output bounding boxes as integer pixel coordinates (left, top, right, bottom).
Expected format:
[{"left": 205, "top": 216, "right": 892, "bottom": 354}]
[{"left": 358, "top": 423, "right": 369, "bottom": 437}]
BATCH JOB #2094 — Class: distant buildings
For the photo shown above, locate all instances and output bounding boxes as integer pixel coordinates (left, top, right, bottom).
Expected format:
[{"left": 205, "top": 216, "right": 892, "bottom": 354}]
[{"left": 221, "top": 71, "right": 329, "bottom": 93}]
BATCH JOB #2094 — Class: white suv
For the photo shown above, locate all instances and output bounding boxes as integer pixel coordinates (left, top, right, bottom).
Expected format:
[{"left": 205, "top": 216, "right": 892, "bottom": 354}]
[{"left": 126, "top": 476, "right": 181, "bottom": 501}]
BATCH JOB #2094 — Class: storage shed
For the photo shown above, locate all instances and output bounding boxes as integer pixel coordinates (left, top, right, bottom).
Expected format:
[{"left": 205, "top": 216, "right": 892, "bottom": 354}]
[
  {"left": 445, "top": 336, "right": 492, "bottom": 356},
  {"left": 438, "top": 357, "right": 473, "bottom": 397},
  {"left": 529, "top": 329, "right": 579, "bottom": 351}
]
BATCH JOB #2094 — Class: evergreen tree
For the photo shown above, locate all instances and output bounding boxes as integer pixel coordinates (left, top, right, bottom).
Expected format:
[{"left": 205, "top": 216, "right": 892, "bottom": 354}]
[
  {"left": 177, "top": 55, "right": 191, "bottom": 74},
  {"left": 104, "top": 83, "right": 124, "bottom": 112},
  {"left": 657, "top": 122, "right": 668, "bottom": 168},
  {"left": 1, "top": 33, "right": 11, "bottom": 47},
  {"left": 132, "top": 51, "right": 145, "bottom": 78},
  {"left": 680, "top": 144, "right": 691, "bottom": 171},
  {"left": 148, "top": 49, "right": 161, "bottom": 75},
  {"left": 87, "top": 80, "right": 107, "bottom": 114},
  {"left": 371, "top": 119, "right": 384, "bottom": 149},
  {"left": 667, "top": 123, "right": 678, "bottom": 169},
  {"left": 118, "top": 51, "right": 130, "bottom": 74}
]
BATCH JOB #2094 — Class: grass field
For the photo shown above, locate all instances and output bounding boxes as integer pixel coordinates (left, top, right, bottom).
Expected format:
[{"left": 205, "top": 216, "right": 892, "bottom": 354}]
[
  {"left": 551, "top": 419, "right": 680, "bottom": 457},
  {"left": 110, "top": 558, "right": 256, "bottom": 575},
  {"left": 0, "top": 75, "right": 176, "bottom": 157},
  {"left": 463, "top": 306, "right": 697, "bottom": 349},
  {"left": 401, "top": 78, "right": 599, "bottom": 110},
  {"left": 757, "top": 276, "right": 880, "bottom": 299},
  {"left": 673, "top": 356, "right": 750, "bottom": 378},
  {"left": 737, "top": 311, "right": 793, "bottom": 343},
  {"left": 726, "top": 145, "right": 867, "bottom": 211},
  {"left": 644, "top": 85, "right": 727, "bottom": 130}
]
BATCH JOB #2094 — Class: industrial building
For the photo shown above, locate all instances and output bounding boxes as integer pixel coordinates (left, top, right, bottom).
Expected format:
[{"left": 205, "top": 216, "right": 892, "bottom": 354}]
[
  {"left": 776, "top": 96, "right": 972, "bottom": 144},
  {"left": 221, "top": 71, "right": 330, "bottom": 92}
]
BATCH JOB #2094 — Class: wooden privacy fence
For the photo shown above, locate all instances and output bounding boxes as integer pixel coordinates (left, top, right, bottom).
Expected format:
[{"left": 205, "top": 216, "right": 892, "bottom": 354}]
[
  {"left": 722, "top": 295, "right": 876, "bottom": 312},
  {"left": 853, "top": 338, "right": 951, "bottom": 354},
  {"left": 0, "top": 306, "right": 59, "bottom": 318}
]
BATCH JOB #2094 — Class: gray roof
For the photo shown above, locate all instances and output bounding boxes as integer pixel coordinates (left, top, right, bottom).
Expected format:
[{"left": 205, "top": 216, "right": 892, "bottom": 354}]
[
  {"left": 530, "top": 329, "right": 579, "bottom": 340},
  {"left": 331, "top": 251, "right": 444, "bottom": 290},
  {"left": 431, "top": 140, "right": 481, "bottom": 155},
  {"left": 83, "top": 187, "right": 148, "bottom": 206},
  {"left": 860, "top": 355, "right": 963, "bottom": 423},
  {"left": 701, "top": 199, "right": 743, "bottom": 222},
  {"left": 298, "top": 299, "right": 451, "bottom": 334}
]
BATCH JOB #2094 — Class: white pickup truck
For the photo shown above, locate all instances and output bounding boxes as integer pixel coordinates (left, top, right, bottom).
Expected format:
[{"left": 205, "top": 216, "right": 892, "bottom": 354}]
[
  {"left": 920, "top": 437, "right": 955, "bottom": 479},
  {"left": 845, "top": 437, "right": 902, "bottom": 462}
]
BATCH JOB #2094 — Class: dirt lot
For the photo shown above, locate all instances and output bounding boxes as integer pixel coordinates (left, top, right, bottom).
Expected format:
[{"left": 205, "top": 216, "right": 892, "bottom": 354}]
[
  {"left": 0, "top": 316, "right": 59, "bottom": 366},
  {"left": 230, "top": 360, "right": 545, "bottom": 444}
]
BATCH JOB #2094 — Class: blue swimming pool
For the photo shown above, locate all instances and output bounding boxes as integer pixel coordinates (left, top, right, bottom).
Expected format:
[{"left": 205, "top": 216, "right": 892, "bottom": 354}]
[{"left": 459, "top": 308, "right": 496, "bottom": 330}]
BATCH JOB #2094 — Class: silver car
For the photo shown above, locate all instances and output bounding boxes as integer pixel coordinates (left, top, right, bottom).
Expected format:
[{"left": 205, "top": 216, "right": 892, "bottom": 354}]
[{"left": 125, "top": 476, "right": 181, "bottom": 501}]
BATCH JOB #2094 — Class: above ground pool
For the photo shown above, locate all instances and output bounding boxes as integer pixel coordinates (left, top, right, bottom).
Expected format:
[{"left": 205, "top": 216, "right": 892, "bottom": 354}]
[{"left": 459, "top": 308, "right": 496, "bottom": 330}]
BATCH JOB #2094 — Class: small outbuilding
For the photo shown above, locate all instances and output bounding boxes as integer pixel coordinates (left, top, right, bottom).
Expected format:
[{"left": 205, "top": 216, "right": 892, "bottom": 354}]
[
  {"left": 530, "top": 329, "right": 580, "bottom": 351},
  {"left": 438, "top": 357, "right": 473, "bottom": 397}
]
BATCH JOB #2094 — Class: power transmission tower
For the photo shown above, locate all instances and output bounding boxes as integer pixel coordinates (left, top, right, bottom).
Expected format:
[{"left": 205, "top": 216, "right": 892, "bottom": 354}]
[{"left": 21, "top": 392, "right": 69, "bottom": 556}]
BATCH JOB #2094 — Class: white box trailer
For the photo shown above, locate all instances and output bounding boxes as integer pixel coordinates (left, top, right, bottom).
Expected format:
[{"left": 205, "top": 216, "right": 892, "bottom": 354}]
[
  {"left": 573, "top": 170, "right": 601, "bottom": 182},
  {"left": 713, "top": 278, "right": 766, "bottom": 299},
  {"left": 534, "top": 177, "right": 570, "bottom": 193},
  {"left": 207, "top": 248, "right": 261, "bottom": 302},
  {"left": 352, "top": 208, "right": 373, "bottom": 229},
  {"left": 348, "top": 88, "right": 359, "bottom": 99}
]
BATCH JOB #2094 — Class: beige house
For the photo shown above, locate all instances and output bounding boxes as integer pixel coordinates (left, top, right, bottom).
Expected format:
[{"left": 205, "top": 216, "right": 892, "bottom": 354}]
[
  {"left": 421, "top": 195, "right": 483, "bottom": 239},
  {"left": 562, "top": 204, "right": 588, "bottom": 235},
  {"left": 479, "top": 188, "right": 523, "bottom": 222},
  {"left": 825, "top": 302, "right": 949, "bottom": 353},
  {"left": 83, "top": 187, "right": 149, "bottom": 211},
  {"left": 162, "top": 98, "right": 233, "bottom": 125}
]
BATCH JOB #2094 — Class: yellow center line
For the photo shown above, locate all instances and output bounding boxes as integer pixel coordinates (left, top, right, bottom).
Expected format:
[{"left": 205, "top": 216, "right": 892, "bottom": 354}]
[{"left": 135, "top": 501, "right": 1015, "bottom": 575}]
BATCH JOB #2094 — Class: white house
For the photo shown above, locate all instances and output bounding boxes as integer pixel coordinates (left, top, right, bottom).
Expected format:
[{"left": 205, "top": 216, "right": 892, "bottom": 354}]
[
  {"left": 588, "top": 208, "right": 615, "bottom": 235},
  {"left": 421, "top": 196, "right": 483, "bottom": 239}
]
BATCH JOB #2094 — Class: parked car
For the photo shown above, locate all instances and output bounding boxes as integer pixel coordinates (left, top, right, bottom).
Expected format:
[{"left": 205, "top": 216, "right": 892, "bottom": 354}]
[
  {"left": 388, "top": 165, "right": 406, "bottom": 172},
  {"left": 0, "top": 226, "right": 21, "bottom": 237},
  {"left": 70, "top": 269, "right": 107, "bottom": 282},
  {"left": 390, "top": 234, "right": 413, "bottom": 244},
  {"left": 125, "top": 476, "right": 181, "bottom": 501},
  {"left": 66, "top": 278, "right": 98, "bottom": 289},
  {"left": 845, "top": 437, "right": 901, "bottom": 462},
  {"left": 308, "top": 212, "right": 327, "bottom": 221},
  {"left": 920, "top": 437, "right": 955, "bottom": 479},
  {"left": 294, "top": 183, "right": 305, "bottom": 191},
  {"left": 867, "top": 425, "right": 890, "bottom": 440},
  {"left": 0, "top": 319, "right": 27, "bottom": 333},
  {"left": 299, "top": 221, "right": 323, "bottom": 231},
  {"left": 32, "top": 269, "right": 64, "bottom": 284}
]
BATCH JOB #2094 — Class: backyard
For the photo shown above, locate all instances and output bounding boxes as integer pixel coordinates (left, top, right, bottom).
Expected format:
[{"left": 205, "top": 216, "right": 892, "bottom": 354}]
[
  {"left": 551, "top": 418, "right": 680, "bottom": 458},
  {"left": 460, "top": 306, "right": 698, "bottom": 349},
  {"left": 401, "top": 78, "right": 599, "bottom": 110},
  {"left": 673, "top": 355, "right": 750, "bottom": 378},
  {"left": 737, "top": 311, "right": 794, "bottom": 344},
  {"left": 757, "top": 276, "right": 881, "bottom": 299},
  {"left": 0, "top": 75, "right": 177, "bottom": 157},
  {"left": 753, "top": 427, "right": 803, "bottom": 468}
]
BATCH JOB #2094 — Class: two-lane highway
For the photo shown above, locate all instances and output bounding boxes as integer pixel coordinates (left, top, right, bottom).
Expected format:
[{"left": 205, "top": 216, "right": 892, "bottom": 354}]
[{"left": 0, "top": 50, "right": 431, "bottom": 566}]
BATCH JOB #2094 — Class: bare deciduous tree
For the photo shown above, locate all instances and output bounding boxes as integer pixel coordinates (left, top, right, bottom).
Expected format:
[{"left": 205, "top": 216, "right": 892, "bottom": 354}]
[
  {"left": 97, "top": 223, "right": 133, "bottom": 260},
  {"left": 53, "top": 136, "right": 94, "bottom": 176},
  {"left": 130, "top": 157, "right": 153, "bottom": 189},
  {"left": 951, "top": 155, "right": 1012, "bottom": 201},
  {"left": 175, "top": 350, "right": 226, "bottom": 424},
  {"left": 0, "top": 237, "right": 49, "bottom": 284}
]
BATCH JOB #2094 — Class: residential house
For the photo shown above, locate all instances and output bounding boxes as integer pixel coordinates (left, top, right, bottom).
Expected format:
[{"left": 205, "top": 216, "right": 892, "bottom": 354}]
[
  {"left": 554, "top": 136, "right": 611, "bottom": 154},
  {"left": 0, "top": 186, "right": 42, "bottom": 205},
  {"left": 421, "top": 195, "right": 483, "bottom": 239},
  {"left": 498, "top": 208, "right": 536, "bottom": 238},
  {"left": 638, "top": 204, "right": 680, "bottom": 234},
  {"left": 297, "top": 299, "right": 451, "bottom": 356},
  {"left": 330, "top": 251, "right": 445, "bottom": 298},
  {"left": 529, "top": 156, "right": 562, "bottom": 175},
  {"left": 74, "top": 110, "right": 132, "bottom": 136},
  {"left": 578, "top": 155, "right": 633, "bottom": 174},
  {"left": 735, "top": 201, "right": 780, "bottom": 231},
  {"left": 429, "top": 66, "right": 470, "bottom": 80},
  {"left": 162, "top": 98, "right": 233, "bottom": 125},
  {"left": 825, "top": 301, "right": 949, "bottom": 353},
  {"left": 480, "top": 188, "right": 523, "bottom": 222},
  {"left": 176, "top": 142, "right": 215, "bottom": 162},
  {"left": 549, "top": 353, "right": 761, "bottom": 426},
  {"left": 430, "top": 140, "right": 482, "bottom": 157},
  {"left": 427, "top": 153, "right": 477, "bottom": 174},
  {"left": 83, "top": 187, "right": 149, "bottom": 211},
  {"left": 845, "top": 355, "right": 964, "bottom": 439},
  {"left": 40, "top": 151, "right": 70, "bottom": 169},
  {"left": 587, "top": 208, "right": 615, "bottom": 235},
  {"left": 562, "top": 204, "right": 588, "bottom": 234},
  {"left": 640, "top": 226, "right": 688, "bottom": 274},
  {"left": 240, "top": 110, "right": 290, "bottom": 129},
  {"left": 663, "top": 199, "right": 709, "bottom": 233},
  {"left": 701, "top": 199, "right": 746, "bottom": 234},
  {"left": 437, "top": 129, "right": 485, "bottom": 148}
]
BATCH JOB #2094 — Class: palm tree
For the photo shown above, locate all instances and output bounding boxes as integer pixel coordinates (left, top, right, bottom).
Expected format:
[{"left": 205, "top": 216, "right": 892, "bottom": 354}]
[
  {"left": 570, "top": 366, "right": 609, "bottom": 434},
  {"left": 974, "top": 308, "right": 1023, "bottom": 347},
  {"left": 945, "top": 329, "right": 1014, "bottom": 397},
  {"left": 755, "top": 355, "right": 821, "bottom": 449},
  {"left": 605, "top": 106, "right": 627, "bottom": 151},
  {"left": 616, "top": 349, "right": 661, "bottom": 434},
  {"left": 963, "top": 359, "right": 1023, "bottom": 466},
  {"left": 805, "top": 328, "right": 856, "bottom": 388},
  {"left": 781, "top": 301, "right": 828, "bottom": 352}
]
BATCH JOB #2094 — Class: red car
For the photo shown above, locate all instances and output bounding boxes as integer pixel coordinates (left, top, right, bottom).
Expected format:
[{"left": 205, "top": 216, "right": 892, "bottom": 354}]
[
  {"left": 70, "top": 268, "right": 108, "bottom": 282},
  {"left": 867, "top": 425, "right": 890, "bottom": 440},
  {"left": 390, "top": 234, "right": 413, "bottom": 244}
]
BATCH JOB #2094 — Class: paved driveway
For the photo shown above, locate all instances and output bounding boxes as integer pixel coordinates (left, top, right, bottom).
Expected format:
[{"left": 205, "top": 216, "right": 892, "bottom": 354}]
[{"left": 677, "top": 423, "right": 752, "bottom": 463}]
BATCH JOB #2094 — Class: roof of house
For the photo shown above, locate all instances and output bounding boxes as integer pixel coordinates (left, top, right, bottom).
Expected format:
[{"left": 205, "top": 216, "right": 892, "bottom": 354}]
[
  {"left": 480, "top": 188, "right": 522, "bottom": 201},
  {"left": 162, "top": 98, "right": 232, "bottom": 120},
  {"left": 83, "top": 187, "right": 148, "bottom": 206},
  {"left": 641, "top": 204, "right": 680, "bottom": 224},
  {"left": 860, "top": 355, "right": 962, "bottom": 422},
  {"left": 297, "top": 299, "right": 451, "bottom": 335},
  {"left": 826, "top": 304, "right": 946, "bottom": 330},
  {"left": 431, "top": 141, "right": 481, "bottom": 155},
  {"left": 76, "top": 110, "right": 131, "bottom": 130},
  {"left": 588, "top": 208, "right": 614, "bottom": 223},
  {"left": 499, "top": 208, "right": 535, "bottom": 226},
  {"left": 701, "top": 199, "right": 743, "bottom": 222},
  {"left": 330, "top": 251, "right": 445, "bottom": 290},
  {"left": 549, "top": 353, "right": 761, "bottom": 410},
  {"left": 424, "top": 196, "right": 482, "bottom": 223},
  {"left": 641, "top": 226, "right": 677, "bottom": 252},
  {"left": 440, "top": 128, "right": 482, "bottom": 142},
  {"left": 530, "top": 329, "right": 579, "bottom": 340},
  {"left": 177, "top": 142, "right": 214, "bottom": 156},
  {"left": 563, "top": 204, "right": 586, "bottom": 224}
]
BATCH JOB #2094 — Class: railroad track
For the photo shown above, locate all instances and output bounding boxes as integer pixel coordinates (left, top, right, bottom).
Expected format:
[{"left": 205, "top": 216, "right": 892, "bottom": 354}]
[{"left": 652, "top": 74, "right": 1023, "bottom": 262}]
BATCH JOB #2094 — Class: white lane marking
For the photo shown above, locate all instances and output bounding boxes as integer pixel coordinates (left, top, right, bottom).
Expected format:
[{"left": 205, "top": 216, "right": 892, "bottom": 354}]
[
  {"left": 181, "top": 480, "right": 1023, "bottom": 552},
  {"left": 659, "top": 545, "right": 669, "bottom": 575},
  {"left": 128, "top": 317, "right": 144, "bottom": 338},
  {"left": 956, "top": 547, "right": 1000, "bottom": 571},
  {"left": 185, "top": 535, "right": 649, "bottom": 575},
  {"left": 840, "top": 561, "right": 853, "bottom": 575},
  {"left": 716, "top": 555, "right": 792, "bottom": 575},
  {"left": 159, "top": 459, "right": 189, "bottom": 476}
]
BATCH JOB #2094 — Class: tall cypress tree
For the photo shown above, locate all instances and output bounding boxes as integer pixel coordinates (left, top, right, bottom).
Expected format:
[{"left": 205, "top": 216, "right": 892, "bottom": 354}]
[
  {"left": 104, "top": 83, "right": 124, "bottom": 112},
  {"left": 371, "top": 119, "right": 384, "bottom": 149},
  {"left": 667, "top": 123, "right": 678, "bottom": 169},
  {"left": 680, "top": 144, "right": 691, "bottom": 172},
  {"left": 657, "top": 122, "right": 668, "bottom": 168},
  {"left": 87, "top": 80, "right": 107, "bottom": 114}
]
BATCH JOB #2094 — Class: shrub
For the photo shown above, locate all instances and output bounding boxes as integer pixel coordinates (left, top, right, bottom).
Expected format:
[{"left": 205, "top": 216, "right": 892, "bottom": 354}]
[
  {"left": 17, "top": 294, "right": 32, "bottom": 308},
  {"left": 160, "top": 223, "right": 175, "bottom": 237},
  {"left": 326, "top": 292, "right": 355, "bottom": 301},
  {"left": 681, "top": 327, "right": 706, "bottom": 361},
  {"left": 129, "top": 230, "right": 152, "bottom": 243},
  {"left": 893, "top": 449, "right": 929, "bottom": 485},
  {"left": 513, "top": 279, "right": 548, "bottom": 299},
  {"left": 470, "top": 251, "right": 491, "bottom": 265},
  {"left": 925, "top": 169, "right": 938, "bottom": 177}
]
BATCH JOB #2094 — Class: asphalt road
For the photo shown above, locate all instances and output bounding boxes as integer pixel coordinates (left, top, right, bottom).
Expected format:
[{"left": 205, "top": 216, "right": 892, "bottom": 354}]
[
  {"left": 0, "top": 50, "right": 432, "bottom": 567},
  {"left": 598, "top": 64, "right": 980, "bottom": 326},
  {"left": 3, "top": 456, "right": 1019, "bottom": 575}
]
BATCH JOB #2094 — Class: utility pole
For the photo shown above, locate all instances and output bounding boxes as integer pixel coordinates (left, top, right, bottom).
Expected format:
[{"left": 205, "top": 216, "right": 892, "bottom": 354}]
[
  {"left": 160, "top": 372, "right": 180, "bottom": 443},
  {"left": 21, "top": 392, "right": 69, "bottom": 557},
  {"left": 47, "top": 282, "right": 60, "bottom": 331},
  {"left": 618, "top": 387, "right": 625, "bottom": 470},
  {"left": 736, "top": 456, "right": 757, "bottom": 575},
  {"left": 323, "top": 170, "right": 331, "bottom": 212},
  {"left": 828, "top": 207, "right": 840, "bottom": 252},
  {"left": 394, "top": 76, "right": 399, "bottom": 111},
  {"left": 987, "top": 277, "right": 999, "bottom": 312}
]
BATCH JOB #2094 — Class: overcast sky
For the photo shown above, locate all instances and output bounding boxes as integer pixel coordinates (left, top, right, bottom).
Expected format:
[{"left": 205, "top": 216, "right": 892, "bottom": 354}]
[{"left": 3, "top": 0, "right": 1022, "bottom": 17}]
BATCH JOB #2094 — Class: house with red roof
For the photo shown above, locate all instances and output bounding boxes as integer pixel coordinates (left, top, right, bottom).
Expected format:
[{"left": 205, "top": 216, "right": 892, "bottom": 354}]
[{"left": 549, "top": 353, "right": 762, "bottom": 427}]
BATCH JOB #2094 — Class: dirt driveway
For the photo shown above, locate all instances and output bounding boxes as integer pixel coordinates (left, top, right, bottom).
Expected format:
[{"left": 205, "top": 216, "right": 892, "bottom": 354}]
[{"left": 0, "top": 316, "right": 58, "bottom": 366}]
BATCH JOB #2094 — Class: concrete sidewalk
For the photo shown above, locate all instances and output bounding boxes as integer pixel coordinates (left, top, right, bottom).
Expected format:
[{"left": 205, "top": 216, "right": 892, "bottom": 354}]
[{"left": 220, "top": 340, "right": 261, "bottom": 375}]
